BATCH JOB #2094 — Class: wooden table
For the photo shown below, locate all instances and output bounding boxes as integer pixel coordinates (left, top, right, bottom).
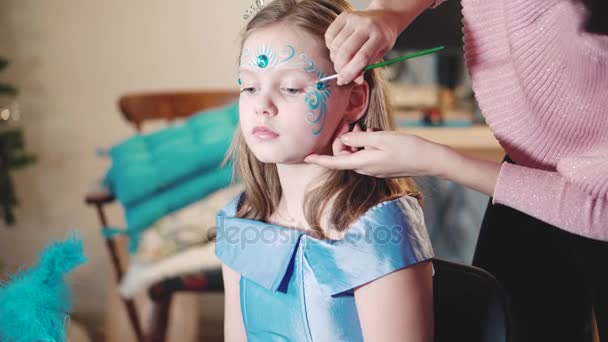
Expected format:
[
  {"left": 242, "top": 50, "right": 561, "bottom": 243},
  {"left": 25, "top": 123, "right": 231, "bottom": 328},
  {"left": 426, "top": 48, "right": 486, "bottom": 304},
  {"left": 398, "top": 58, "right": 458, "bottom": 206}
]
[
  {"left": 401, "top": 125, "right": 505, "bottom": 163},
  {"left": 391, "top": 103, "right": 505, "bottom": 162}
]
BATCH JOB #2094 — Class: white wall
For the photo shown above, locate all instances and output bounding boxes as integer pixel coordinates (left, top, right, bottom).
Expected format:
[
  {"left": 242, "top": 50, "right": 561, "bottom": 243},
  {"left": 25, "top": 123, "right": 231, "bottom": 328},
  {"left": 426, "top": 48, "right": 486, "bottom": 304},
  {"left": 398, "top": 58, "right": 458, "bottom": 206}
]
[
  {"left": 1, "top": 0, "right": 440, "bottom": 337},
  {"left": 0, "top": 0, "right": 245, "bottom": 336}
]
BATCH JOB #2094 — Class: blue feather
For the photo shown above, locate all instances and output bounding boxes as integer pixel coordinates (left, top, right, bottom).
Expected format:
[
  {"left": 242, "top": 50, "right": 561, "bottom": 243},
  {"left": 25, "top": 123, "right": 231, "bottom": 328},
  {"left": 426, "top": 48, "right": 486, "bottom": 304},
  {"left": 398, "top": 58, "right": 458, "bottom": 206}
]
[{"left": 0, "top": 232, "right": 87, "bottom": 342}]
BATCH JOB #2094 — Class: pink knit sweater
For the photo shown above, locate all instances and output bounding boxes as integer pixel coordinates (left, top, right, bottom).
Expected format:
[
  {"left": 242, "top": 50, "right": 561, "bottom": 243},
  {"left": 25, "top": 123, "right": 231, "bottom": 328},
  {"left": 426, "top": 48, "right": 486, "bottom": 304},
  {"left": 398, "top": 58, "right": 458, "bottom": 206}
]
[{"left": 457, "top": 0, "right": 608, "bottom": 240}]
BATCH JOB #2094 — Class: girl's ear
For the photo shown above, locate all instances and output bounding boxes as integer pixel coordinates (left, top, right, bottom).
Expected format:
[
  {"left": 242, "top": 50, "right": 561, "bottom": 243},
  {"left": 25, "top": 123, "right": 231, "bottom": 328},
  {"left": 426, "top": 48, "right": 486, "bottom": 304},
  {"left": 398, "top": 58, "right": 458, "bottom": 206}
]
[{"left": 343, "top": 81, "right": 369, "bottom": 123}]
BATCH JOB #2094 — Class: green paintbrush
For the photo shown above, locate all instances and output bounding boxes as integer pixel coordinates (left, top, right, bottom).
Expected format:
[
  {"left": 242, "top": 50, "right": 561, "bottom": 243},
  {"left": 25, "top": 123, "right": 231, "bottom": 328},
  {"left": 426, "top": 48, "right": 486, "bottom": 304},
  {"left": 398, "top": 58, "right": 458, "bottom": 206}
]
[{"left": 315, "top": 45, "right": 445, "bottom": 89}]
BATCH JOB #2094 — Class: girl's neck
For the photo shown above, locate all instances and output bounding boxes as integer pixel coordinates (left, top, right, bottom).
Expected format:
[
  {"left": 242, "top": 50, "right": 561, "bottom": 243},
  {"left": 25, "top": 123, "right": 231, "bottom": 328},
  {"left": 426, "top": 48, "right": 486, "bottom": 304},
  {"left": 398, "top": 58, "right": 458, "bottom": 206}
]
[{"left": 274, "top": 162, "right": 327, "bottom": 228}]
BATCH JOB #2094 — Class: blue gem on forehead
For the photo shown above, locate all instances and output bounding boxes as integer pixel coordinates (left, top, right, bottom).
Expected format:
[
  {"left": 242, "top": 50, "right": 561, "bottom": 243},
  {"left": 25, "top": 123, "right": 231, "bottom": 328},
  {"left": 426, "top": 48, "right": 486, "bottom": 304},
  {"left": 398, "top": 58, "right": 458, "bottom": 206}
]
[
  {"left": 257, "top": 54, "right": 269, "bottom": 68},
  {"left": 316, "top": 81, "right": 327, "bottom": 90}
]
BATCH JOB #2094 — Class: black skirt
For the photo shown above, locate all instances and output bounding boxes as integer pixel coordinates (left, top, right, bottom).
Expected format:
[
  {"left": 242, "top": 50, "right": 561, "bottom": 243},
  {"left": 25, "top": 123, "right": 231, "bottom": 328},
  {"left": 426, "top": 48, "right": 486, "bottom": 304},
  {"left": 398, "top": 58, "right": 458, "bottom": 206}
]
[{"left": 473, "top": 156, "right": 608, "bottom": 342}]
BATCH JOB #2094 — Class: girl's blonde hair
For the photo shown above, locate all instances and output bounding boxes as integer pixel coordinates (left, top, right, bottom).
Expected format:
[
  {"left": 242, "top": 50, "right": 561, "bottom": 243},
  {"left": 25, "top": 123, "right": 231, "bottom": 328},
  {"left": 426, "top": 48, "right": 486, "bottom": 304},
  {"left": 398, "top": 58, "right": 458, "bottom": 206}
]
[{"left": 229, "top": 0, "right": 420, "bottom": 238}]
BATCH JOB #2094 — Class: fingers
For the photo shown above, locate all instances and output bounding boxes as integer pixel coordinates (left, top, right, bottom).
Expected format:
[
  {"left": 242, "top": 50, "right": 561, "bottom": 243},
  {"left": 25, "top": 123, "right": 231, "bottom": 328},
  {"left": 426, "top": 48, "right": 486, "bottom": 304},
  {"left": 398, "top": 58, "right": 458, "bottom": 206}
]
[
  {"left": 328, "top": 25, "right": 354, "bottom": 64},
  {"left": 340, "top": 130, "right": 385, "bottom": 149},
  {"left": 332, "top": 121, "right": 352, "bottom": 156},
  {"left": 350, "top": 124, "right": 364, "bottom": 151},
  {"left": 304, "top": 153, "right": 363, "bottom": 170},
  {"left": 333, "top": 32, "right": 368, "bottom": 74},
  {"left": 354, "top": 73, "right": 365, "bottom": 85},
  {"left": 337, "top": 37, "right": 378, "bottom": 85},
  {"left": 325, "top": 12, "right": 348, "bottom": 48},
  {"left": 361, "top": 127, "right": 379, "bottom": 150}
]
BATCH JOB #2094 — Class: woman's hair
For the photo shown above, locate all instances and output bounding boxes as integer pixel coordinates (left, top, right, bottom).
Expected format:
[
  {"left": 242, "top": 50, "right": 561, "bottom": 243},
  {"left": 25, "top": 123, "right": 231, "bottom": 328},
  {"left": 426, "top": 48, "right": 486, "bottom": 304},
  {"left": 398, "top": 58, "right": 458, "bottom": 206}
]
[{"left": 228, "top": 0, "right": 419, "bottom": 238}]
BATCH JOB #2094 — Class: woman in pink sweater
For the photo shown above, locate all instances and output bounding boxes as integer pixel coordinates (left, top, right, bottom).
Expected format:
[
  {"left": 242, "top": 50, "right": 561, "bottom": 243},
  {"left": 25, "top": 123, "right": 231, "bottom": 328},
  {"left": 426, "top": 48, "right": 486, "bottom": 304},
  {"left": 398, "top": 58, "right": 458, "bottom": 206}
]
[{"left": 305, "top": 0, "right": 608, "bottom": 340}]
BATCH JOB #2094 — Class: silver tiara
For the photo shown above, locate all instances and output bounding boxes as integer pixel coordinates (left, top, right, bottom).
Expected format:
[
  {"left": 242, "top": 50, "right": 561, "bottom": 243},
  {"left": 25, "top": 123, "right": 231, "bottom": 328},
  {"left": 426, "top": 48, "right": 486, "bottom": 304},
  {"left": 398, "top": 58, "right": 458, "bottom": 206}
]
[{"left": 244, "top": 0, "right": 265, "bottom": 20}]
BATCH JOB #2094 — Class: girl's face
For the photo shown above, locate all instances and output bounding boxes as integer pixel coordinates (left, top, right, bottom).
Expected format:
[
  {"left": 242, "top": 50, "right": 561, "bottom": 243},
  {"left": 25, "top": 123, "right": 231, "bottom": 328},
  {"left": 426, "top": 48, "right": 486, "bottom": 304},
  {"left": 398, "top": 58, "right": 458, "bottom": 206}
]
[{"left": 238, "top": 24, "right": 353, "bottom": 164}]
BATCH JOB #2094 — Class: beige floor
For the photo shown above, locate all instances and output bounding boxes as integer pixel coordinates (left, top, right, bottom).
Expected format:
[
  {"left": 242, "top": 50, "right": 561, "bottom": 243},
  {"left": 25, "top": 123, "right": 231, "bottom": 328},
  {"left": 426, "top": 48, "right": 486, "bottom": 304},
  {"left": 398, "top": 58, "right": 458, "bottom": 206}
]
[
  {"left": 68, "top": 319, "right": 93, "bottom": 342},
  {"left": 98, "top": 235, "right": 224, "bottom": 342},
  {"left": 105, "top": 289, "right": 224, "bottom": 342}
]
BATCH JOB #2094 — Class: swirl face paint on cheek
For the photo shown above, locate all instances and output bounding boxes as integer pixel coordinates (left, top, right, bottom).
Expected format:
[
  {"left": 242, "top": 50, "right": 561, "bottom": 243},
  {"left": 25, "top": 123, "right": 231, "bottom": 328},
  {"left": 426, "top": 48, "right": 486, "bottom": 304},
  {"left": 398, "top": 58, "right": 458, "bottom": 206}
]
[
  {"left": 285, "top": 51, "right": 330, "bottom": 136},
  {"left": 304, "top": 69, "right": 331, "bottom": 136}
]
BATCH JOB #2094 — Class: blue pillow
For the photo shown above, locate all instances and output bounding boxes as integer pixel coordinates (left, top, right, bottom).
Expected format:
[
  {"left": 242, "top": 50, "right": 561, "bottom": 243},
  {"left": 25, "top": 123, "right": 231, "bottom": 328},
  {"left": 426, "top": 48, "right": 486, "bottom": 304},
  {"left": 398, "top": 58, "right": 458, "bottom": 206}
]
[
  {"left": 104, "top": 101, "right": 238, "bottom": 205},
  {"left": 101, "top": 101, "right": 239, "bottom": 252}
]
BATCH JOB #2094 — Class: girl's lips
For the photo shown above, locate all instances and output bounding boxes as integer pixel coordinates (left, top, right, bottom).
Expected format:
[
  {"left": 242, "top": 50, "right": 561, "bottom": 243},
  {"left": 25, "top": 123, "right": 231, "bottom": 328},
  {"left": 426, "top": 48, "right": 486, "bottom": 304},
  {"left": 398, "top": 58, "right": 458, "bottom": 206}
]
[{"left": 252, "top": 126, "right": 279, "bottom": 139}]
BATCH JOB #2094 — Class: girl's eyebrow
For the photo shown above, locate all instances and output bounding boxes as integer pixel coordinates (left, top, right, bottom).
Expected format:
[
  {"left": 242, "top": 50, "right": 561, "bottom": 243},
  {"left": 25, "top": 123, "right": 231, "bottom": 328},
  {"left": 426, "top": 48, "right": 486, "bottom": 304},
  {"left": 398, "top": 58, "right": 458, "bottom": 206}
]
[
  {"left": 238, "top": 67, "right": 319, "bottom": 80},
  {"left": 275, "top": 68, "right": 319, "bottom": 80}
]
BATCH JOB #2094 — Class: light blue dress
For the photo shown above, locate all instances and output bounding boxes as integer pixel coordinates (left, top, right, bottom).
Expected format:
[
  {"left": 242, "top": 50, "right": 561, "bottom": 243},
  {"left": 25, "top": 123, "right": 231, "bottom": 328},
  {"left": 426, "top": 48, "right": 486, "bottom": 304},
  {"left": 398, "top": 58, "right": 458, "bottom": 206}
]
[{"left": 215, "top": 193, "right": 434, "bottom": 342}]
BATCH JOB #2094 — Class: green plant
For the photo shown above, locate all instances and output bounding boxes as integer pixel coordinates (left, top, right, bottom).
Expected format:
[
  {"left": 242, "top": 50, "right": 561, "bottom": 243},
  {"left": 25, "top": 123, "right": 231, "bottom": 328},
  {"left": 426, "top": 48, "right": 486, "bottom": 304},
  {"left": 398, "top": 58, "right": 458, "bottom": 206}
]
[
  {"left": 0, "top": 56, "right": 35, "bottom": 225},
  {"left": 0, "top": 58, "right": 17, "bottom": 96}
]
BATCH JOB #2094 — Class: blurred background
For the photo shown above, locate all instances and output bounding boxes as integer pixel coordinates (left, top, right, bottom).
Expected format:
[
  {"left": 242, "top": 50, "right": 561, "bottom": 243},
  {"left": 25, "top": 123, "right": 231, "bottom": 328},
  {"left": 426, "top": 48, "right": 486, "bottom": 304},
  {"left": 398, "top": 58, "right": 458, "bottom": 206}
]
[{"left": 0, "top": 0, "right": 500, "bottom": 340}]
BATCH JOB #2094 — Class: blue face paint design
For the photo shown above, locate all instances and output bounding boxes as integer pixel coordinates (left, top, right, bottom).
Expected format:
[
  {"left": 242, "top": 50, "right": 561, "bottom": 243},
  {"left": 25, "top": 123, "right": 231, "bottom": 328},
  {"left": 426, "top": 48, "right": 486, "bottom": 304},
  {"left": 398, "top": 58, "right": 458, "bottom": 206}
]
[
  {"left": 305, "top": 69, "right": 331, "bottom": 136},
  {"left": 240, "top": 44, "right": 331, "bottom": 135},
  {"left": 257, "top": 54, "right": 269, "bottom": 68},
  {"left": 241, "top": 45, "right": 296, "bottom": 70}
]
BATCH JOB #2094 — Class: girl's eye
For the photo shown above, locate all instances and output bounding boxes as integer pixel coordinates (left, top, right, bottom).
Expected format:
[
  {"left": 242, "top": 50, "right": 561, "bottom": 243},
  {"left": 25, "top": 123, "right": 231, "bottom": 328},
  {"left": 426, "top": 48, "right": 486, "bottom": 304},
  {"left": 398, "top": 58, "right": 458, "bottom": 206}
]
[
  {"left": 282, "top": 87, "right": 302, "bottom": 95},
  {"left": 240, "top": 87, "right": 256, "bottom": 94}
]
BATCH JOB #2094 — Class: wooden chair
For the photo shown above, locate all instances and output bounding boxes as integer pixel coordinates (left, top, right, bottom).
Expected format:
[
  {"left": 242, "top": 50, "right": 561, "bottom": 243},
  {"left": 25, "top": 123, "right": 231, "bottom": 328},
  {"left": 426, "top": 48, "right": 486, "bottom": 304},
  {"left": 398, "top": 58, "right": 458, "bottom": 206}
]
[{"left": 85, "top": 90, "right": 239, "bottom": 342}]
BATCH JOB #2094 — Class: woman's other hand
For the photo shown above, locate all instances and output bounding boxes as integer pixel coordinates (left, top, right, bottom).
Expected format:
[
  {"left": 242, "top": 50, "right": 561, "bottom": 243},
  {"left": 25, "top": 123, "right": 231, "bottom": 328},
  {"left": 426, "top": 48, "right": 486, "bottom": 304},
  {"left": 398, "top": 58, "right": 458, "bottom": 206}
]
[
  {"left": 306, "top": 129, "right": 443, "bottom": 178},
  {"left": 307, "top": 128, "right": 501, "bottom": 197}
]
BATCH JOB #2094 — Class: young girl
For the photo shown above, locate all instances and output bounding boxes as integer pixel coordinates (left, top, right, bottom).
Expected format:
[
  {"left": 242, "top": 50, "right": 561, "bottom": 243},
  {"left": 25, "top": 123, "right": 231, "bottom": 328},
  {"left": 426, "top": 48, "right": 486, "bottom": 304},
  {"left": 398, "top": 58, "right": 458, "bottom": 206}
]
[{"left": 215, "top": 0, "right": 434, "bottom": 341}]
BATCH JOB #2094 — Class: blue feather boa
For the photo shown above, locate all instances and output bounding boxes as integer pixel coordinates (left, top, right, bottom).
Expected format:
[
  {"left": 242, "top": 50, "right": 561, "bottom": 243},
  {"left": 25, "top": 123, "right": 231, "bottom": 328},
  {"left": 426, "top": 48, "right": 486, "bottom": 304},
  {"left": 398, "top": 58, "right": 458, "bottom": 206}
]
[{"left": 0, "top": 232, "right": 87, "bottom": 342}]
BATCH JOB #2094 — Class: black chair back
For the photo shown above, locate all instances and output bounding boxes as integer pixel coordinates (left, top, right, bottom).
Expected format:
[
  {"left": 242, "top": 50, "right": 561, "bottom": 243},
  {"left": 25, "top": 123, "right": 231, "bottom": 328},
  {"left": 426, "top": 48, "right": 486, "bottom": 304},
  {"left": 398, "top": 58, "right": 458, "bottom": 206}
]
[{"left": 433, "top": 258, "right": 510, "bottom": 342}]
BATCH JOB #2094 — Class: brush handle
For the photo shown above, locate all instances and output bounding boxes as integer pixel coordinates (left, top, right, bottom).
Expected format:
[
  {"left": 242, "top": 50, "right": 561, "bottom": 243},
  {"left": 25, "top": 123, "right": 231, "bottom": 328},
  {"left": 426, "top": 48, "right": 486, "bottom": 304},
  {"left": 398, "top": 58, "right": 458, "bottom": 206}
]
[
  {"left": 364, "top": 46, "right": 444, "bottom": 71},
  {"left": 317, "top": 74, "right": 339, "bottom": 83},
  {"left": 316, "top": 46, "right": 445, "bottom": 84}
]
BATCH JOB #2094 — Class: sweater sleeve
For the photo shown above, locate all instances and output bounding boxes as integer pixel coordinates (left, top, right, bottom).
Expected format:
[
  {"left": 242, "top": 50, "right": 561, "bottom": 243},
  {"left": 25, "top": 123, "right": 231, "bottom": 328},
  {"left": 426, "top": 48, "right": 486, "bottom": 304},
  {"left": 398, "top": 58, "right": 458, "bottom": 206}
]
[{"left": 493, "top": 155, "right": 608, "bottom": 241}]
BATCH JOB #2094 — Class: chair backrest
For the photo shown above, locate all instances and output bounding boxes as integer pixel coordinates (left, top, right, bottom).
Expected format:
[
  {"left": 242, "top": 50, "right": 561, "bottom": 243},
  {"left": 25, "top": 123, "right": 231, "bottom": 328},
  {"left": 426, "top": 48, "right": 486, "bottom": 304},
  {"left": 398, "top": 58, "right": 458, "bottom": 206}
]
[
  {"left": 118, "top": 90, "right": 240, "bottom": 131},
  {"left": 432, "top": 258, "right": 510, "bottom": 342}
]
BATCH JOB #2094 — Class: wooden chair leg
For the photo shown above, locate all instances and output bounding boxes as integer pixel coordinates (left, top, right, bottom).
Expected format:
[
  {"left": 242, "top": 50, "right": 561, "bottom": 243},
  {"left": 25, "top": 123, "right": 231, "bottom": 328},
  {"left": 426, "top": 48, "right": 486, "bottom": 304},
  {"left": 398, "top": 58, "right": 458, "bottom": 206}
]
[
  {"left": 95, "top": 204, "right": 144, "bottom": 342},
  {"left": 147, "top": 294, "right": 173, "bottom": 342}
]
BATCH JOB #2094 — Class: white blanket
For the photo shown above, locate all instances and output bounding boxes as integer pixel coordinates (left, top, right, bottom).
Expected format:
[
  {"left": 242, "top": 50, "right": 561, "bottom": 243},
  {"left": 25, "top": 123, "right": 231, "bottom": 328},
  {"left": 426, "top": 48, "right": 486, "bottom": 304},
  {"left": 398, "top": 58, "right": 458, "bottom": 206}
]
[{"left": 119, "top": 184, "right": 243, "bottom": 298}]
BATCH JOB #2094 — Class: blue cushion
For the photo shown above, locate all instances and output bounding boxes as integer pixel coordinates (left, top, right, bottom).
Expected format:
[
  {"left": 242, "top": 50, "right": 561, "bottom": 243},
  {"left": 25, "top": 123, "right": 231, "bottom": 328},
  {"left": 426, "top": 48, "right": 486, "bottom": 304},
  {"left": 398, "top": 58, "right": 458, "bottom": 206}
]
[
  {"left": 101, "top": 101, "right": 239, "bottom": 252},
  {"left": 104, "top": 101, "right": 238, "bottom": 205}
]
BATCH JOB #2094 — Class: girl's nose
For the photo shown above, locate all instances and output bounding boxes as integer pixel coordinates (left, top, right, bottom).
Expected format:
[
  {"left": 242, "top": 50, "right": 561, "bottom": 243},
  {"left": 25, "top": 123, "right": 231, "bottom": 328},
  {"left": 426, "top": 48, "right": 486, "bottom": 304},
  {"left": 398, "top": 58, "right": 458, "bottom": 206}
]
[{"left": 254, "top": 93, "right": 278, "bottom": 117}]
